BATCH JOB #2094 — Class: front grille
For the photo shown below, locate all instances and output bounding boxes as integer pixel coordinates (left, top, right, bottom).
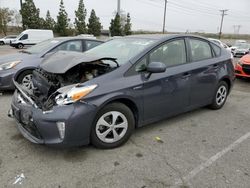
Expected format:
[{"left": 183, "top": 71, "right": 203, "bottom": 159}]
[{"left": 242, "top": 64, "right": 250, "bottom": 75}]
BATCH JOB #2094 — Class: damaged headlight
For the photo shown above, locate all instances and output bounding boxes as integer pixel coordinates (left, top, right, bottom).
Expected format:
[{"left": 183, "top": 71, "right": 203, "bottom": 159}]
[
  {"left": 0, "top": 60, "right": 20, "bottom": 70},
  {"left": 55, "top": 84, "right": 98, "bottom": 105}
]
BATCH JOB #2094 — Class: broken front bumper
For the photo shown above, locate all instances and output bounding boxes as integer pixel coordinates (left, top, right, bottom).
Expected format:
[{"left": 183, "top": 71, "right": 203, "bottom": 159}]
[{"left": 10, "top": 82, "right": 97, "bottom": 147}]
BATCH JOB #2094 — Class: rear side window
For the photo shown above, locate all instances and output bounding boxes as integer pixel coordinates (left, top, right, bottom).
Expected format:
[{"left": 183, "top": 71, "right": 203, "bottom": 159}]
[
  {"left": 149, "top": 39, "right": 187, "bottom": 67},
  {"left": 189, "top": 39, "right": 212, "bottom": 61},
  {"left": 85, "top": 41, "right": 102, "bottom": 50},
  {"left": 211, "top": 43, "right": 221, "bottom": 57}
]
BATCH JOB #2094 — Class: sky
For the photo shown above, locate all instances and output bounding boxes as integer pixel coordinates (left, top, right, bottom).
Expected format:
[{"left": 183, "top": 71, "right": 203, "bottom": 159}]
[{"left": 0, "top": 0, "right": 250, "bottom": 34}]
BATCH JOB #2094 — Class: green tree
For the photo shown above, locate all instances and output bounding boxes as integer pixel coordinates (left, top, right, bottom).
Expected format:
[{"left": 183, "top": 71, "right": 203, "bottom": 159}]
[
  {"left": 109, "top": 13, "right": 122, "bottom": 36},
  {"left": 75, "top": 0, "right": 87, "bottom": 34},
  {"left": 44, "top": 10, "right": 56, "bottom": 30},
  {"left": 124, "top": 13, "right": 132, "bottom": 35},
  {"left": 55, "top": 0, "right": 70, "bottom": 36},
  {"left": 0, "top": 8, "right": 14, "bottom": 35},
  {"left": 20, "top": 0, "right": 41, "bottom": 29},
  {"left": 87, "top": 9, "right": 102, "bottom": 36}
]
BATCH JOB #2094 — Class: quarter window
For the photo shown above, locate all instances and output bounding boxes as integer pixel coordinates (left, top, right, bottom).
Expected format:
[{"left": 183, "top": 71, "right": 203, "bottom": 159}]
[
  {"left": 211, "top": 43, "right": 221, "bottom": 57},
  {"left": 149, "top": 39, "right": 187, "bottom": 67},
  {"left": 189, "top": 39, "right": 212, "bottom": 61}
]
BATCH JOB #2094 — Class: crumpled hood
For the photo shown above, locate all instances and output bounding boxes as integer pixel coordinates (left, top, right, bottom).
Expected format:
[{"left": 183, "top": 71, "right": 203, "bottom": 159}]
[
  {"left": 40, "top": 51, "right": 117, "bottom": 74},
  {"left": 0, "top": 52, "right": 37, "bottom": 65}
]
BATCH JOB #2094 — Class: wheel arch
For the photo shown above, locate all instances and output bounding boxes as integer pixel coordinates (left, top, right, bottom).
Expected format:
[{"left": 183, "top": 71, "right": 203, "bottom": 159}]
[
  {"left": 219, "top": 76, "right": 232, "bottom": 92},
  {"left": 14, "top": 67, "right": 36, "bottom": 81},
  {"left": 97, "top": 96, "right": 140, "bottom": 128}
]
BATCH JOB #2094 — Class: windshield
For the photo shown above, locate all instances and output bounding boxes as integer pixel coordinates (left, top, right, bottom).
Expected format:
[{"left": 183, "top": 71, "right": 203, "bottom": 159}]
[
  {"left": 85, "top": 38, "right": 156, "bottom": 65},
  {"left": 24, "top": 39, "right": 60, "bottom": 54}
]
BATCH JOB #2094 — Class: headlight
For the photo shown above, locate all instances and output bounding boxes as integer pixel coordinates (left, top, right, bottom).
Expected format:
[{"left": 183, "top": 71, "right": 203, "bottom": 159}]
[
  {"left": 0, "top": 60, "right": 20, "bottom": 70},
  {"left": 55, "top": 84, "right": 98, "bottom": 105}
]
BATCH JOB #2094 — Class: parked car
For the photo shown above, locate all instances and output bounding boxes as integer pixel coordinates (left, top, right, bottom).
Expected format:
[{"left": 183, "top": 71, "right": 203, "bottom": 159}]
[
  {"left": 9, "top": 34, "right": 235, "bottom": 149},
  {"left": 10, "top": 29, "right": 54, "bottom": 49},
  {"left": 0, "top": 35, "right": 17, "bottom": 45},
  {"left": 208, "top": 38, "right": 231, "bottom": 53},
  {"left": 0, "top": 37, "right": 103, "bottom": 91},
  {"left": 235, "top": 54, "right": 250, "bottom": 78},
  {"left": 233, "top": 43, "right": 250, "bottom": 57},
  {"left": 230, "top": 40, "right": 247, "bottom": 54}
]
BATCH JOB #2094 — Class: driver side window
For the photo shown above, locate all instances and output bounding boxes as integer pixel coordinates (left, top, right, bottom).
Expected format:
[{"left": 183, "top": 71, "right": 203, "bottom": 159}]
[
  {"left": 20, "top": 34, "right": 28, "bottom": 40},
  {"left": 149, "top": 39, "right": 187, "bottom": 67}
]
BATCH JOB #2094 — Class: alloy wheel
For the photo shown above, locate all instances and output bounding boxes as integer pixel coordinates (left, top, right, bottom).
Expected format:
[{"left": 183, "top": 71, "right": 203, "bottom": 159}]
[
  {"left": 96, "top": 111, "right": 128, "bottom": 143},
  {"left": 21, "top": 74, "right": 34, "bottom": 91},
  {"left": 216, "top": 85, "right": 227, "bottom": 106}
]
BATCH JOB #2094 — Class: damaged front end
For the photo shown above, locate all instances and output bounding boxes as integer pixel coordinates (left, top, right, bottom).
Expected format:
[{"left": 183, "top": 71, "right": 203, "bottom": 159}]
[
  {"left": 30, "top": 51, "right": 118, "bottom": 110},
  {"left": 9, "top": 51, "right": 118, "bottom": 146}
]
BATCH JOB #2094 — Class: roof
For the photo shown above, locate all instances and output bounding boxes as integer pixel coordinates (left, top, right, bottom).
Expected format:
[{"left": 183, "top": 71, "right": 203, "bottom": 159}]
[
  {"left": 124, "top": 34, "right": 209, "bottom": 41},
  {"left": 50, "top": 36, "right": 103, "bottom": 42}
]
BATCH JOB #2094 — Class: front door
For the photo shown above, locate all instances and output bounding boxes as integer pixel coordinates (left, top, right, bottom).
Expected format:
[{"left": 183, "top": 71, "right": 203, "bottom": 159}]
[{"left": 142, "top": 39, "right": 192, "bottom": 123}]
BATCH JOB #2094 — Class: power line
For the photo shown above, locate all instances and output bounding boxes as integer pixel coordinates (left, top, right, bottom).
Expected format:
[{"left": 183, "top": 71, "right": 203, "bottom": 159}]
[{"left": 219, "top": 9, "right": 228, "bottom": 39}]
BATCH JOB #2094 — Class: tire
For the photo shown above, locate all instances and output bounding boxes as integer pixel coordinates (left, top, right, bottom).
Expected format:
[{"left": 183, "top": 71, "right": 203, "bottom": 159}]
[
  {"left": 0, "top": 41, "right": 4, "bottom": 45},
  {"left": 91, "top": 103, "right": 135, "bottom": 149},
  {"left": 17, "top": 43, "right": 24, "bottom": 49},
  {"left": 16, "top": 70, "right": 34, "bottom": 91},
  {"left": 209, "top": 81, "right": 229, "bottom": 110}
]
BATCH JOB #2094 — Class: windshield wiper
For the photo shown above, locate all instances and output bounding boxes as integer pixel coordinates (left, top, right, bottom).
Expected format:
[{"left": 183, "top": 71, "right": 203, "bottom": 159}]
[{"left": 20, "top": 50, "right": 32, "bottom": 54}]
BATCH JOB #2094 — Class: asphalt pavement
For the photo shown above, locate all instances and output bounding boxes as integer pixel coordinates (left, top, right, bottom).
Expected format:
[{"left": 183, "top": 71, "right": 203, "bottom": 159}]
[{"left": 0, "top": 45, "right": 249, "bottom": 188}]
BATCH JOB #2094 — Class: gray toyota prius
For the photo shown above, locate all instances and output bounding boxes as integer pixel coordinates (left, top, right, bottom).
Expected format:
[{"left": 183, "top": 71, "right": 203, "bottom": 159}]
[{"left": 9, "top": 34, "right": 235, "bottom": 149}]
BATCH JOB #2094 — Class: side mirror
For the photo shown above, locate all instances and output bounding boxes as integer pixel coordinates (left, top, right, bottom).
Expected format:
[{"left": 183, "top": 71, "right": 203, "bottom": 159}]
[{"left": 147, "top": 62, "right": 166, "bottom": 73}]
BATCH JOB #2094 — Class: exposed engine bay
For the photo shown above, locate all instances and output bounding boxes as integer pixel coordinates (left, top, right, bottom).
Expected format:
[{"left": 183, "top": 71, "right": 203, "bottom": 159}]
[{"left": 31, "top": 60, "right": 117, "bottom": 110}]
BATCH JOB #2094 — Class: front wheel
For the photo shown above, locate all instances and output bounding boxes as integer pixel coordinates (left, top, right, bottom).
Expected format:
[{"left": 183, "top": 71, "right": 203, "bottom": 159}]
[
  {"left": 17, "top": 43, "right": 24, "bottom": 49},
  {"left": 0, "top": 41, "right": 4, "bottom": 45},
  {"left": 91, "top": 103, "right": 135, "bottom": 149},
  {"left": 209, "top": 81, "right": 229, "bottom": 110}
]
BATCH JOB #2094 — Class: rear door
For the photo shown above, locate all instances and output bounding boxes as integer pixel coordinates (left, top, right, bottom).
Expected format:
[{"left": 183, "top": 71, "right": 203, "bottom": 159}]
[{"left": 187, "top": 37, "right": 219, "bottom": 107}]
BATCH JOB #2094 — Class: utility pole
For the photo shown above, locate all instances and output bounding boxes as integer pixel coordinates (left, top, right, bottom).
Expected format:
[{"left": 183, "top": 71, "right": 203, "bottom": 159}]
[
  {"left": 117, "top": 0, "right": 121, "bottom": 16},
  {"left": 162, "top": 0, "right": 167, "bottom": 33},
  {"left": 218, "top": 9, "right": 228, "bottom": 39},
  {"left": 19, "top": 0, "right": 24, "bottom": 30}
]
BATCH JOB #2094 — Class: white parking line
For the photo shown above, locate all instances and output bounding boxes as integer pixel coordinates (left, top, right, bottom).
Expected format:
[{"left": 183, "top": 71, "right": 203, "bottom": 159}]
[{"left": 175, "top": 131, "right": 250, "bottom": 186}]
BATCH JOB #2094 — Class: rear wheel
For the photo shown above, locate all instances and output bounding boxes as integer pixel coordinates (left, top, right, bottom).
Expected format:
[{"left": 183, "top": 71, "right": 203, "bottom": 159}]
[
  {"left": 0, "top": 41, "right": 4, "bottom": 45},
  {"left": 91, "top": 103, "right": 135, "bottom": 149},
  {"left": 16, "top": 70, "right": 34, "bottom": 91},
  {"left": 209, "top": 81, "right": 228, "bottom": 110}
]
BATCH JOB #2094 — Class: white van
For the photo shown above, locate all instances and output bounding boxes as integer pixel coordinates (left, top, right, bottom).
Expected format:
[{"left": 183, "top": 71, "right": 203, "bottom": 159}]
[{"left": 10, "top": 29, "right": 54, "bottom": 49}]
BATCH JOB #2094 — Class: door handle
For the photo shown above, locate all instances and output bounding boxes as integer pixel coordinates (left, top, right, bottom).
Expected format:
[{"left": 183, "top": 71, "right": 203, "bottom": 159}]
[
  {"left": 181, "top": 72, "right": 191, "bottom": 79},
  {"left": 133, "top": 85, "right": 143, "bottom": 90}
]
